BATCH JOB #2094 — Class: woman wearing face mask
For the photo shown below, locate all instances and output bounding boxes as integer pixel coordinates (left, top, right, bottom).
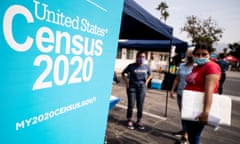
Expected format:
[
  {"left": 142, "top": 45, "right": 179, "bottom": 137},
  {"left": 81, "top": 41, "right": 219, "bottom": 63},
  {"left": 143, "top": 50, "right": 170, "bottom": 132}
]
[
  {"left": 122, "top": 50, "right": 152, "bottom": 130},
  {"left": 170, "top": 49, "right": 195, "bottom": 144},
  {"left": 184, "top": 43, "right": 221, "bottom": 144}
]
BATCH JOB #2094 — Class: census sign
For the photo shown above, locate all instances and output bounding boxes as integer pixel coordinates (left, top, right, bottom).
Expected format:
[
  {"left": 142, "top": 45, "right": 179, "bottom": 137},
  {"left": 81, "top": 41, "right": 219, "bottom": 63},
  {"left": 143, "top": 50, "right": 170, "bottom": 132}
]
[{"left": 0, "top": 0, "right": 124, "bottom": 143}]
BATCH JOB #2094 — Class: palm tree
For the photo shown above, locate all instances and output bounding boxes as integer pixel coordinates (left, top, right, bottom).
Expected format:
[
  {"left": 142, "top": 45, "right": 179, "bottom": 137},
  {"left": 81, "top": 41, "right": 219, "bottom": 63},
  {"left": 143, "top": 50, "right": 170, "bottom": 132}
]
[
  {"left": 156, "top": 1, "right": 169, "bottom": 22},
  {"left": 162, "top": 11, "right": 169, "bottom": 22}
]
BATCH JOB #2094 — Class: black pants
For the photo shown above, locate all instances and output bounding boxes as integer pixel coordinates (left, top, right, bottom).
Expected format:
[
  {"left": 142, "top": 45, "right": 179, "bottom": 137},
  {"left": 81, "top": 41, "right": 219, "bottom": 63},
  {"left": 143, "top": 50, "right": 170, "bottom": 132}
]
[{"left": 218, "top": 73, "right": 226, "bottom": 95}]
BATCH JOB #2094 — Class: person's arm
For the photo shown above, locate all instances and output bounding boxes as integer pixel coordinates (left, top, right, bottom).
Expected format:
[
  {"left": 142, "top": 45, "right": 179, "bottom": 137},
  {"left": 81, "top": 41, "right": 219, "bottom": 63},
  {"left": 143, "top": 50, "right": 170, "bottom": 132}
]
[
  {"left": 145, "top": 65, "right": 153, "bottom": 87},
  {"left": 196, "top": 74, "right": 220, "bottom": 123},
  {"left": 145, "top": 74, "right": 153, "bottom": 87},
  {"left": 170, "top": 75, "right": 180, "bottom": 99},
  {"left": 121, "top": 71, "right": 129, "bottom": 88}
]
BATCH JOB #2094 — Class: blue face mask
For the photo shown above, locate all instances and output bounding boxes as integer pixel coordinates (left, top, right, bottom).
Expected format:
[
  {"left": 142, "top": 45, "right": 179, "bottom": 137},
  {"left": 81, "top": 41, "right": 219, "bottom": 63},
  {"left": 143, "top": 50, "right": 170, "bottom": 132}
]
[
  {"left": 193, "top": 57, "right": 209, "bottom": 65},
  {"left": 137, "top": 58, "right": 145, "bottom": 64}
]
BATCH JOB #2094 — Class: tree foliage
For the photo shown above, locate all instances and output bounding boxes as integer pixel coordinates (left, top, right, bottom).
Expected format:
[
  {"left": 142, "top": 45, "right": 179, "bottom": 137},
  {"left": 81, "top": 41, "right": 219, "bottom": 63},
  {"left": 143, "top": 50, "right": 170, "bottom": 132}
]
[
  {"left": 182, "top": 15, "right": 223, "bottom": 47},
  {"left": 228, "top": 42, "right": 240, "bottom": 60},
  {"left": 156, "top": 1, "right": 169, "bottom": 22}
]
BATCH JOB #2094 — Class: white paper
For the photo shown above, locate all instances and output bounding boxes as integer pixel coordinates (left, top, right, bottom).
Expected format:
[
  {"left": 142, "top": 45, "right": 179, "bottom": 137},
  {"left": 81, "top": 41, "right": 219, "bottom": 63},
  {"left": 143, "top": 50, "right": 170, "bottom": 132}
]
[{"left": 181, "top": 90, "right": 232, "bottom": 126}]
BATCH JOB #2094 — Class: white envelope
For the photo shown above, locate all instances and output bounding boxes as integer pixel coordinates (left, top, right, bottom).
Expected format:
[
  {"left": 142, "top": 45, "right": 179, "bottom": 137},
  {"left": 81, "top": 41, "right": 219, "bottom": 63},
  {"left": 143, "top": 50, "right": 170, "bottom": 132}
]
[{"left": 181, "top": 90, "right": 232, "bottom": 126}]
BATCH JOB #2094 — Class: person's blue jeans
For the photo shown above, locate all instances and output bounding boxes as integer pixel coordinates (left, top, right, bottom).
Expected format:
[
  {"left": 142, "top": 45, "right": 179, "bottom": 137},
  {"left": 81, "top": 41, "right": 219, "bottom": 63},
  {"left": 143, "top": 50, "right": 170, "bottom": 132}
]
[
  {"left": 126, "top": 86, "right": 146, "bottom": 121},
  {"left": 185, "top": 120, "right": 205, "bottom": 144}
]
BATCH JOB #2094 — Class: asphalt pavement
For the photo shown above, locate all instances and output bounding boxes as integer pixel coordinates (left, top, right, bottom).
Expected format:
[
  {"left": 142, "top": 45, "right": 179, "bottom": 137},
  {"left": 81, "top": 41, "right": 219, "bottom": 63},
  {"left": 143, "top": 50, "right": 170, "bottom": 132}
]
[{"left": 105, "top": 71, "right": 240, "bottom": 144}]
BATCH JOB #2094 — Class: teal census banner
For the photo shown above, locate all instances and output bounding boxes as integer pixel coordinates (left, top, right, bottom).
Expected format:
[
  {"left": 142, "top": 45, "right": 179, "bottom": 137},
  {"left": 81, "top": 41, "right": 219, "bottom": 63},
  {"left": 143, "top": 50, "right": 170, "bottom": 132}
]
[{"left": 0, "top": 0, "right": 124, "bottom": 143}]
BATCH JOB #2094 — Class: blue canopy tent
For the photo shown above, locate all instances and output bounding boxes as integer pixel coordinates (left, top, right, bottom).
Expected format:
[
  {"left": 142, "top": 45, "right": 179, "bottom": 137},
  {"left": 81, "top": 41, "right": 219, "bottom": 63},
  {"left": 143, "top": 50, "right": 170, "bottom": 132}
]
[
  {"left": 118, "top": 37, "right": 188, "bottom": 53},
  {"left": 119, "top": 0, "right": 188, "bottom": 53},
  {"left": 119, "top": 0, "right": 173, "bottom": 40}
]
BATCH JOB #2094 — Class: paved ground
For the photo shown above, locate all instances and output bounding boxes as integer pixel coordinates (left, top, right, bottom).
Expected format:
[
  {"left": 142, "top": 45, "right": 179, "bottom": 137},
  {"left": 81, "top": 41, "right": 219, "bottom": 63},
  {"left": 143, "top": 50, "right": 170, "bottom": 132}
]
[{"left": 105, "top": 71, "right": 240, "bottom": 144}]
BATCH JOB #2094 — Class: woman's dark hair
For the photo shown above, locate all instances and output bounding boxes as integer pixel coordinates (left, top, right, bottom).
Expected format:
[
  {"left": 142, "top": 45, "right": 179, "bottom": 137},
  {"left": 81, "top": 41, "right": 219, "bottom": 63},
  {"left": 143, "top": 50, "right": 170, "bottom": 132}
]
[
  {"left": 193, "top": 43, "right": 212, "bottom": 54},
  {"left": 136, "top": 50, "right": 146, "bottom": 58}
]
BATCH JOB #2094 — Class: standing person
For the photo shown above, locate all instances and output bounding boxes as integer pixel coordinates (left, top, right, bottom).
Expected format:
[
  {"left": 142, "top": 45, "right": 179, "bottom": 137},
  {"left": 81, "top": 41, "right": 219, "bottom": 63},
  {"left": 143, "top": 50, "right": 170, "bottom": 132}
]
[
  {"left": 216, "top": 53, "right": 229, "bottom": 94},
  {"left": 184, "top": 43, "right": 221, "bottom": 144},
  {"left": 170, "top": 49, "right": 195, "bottom": 144},
  {"left": 121, "top": 50, "right": 152, "bottom": 130}
]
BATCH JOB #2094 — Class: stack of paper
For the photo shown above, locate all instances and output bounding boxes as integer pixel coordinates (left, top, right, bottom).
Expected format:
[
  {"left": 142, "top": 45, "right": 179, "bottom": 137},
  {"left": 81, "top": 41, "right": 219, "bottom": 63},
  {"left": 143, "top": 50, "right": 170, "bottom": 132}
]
[{"left": 181, "top": 90, "right": 232, "bottom": 127}]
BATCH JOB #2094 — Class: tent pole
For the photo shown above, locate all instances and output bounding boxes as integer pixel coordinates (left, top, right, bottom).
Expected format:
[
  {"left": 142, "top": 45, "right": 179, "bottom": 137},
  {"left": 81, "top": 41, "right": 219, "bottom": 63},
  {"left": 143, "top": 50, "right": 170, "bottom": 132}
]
[{"left": 164, "top": 39, "right": 173, "bottom": 117}]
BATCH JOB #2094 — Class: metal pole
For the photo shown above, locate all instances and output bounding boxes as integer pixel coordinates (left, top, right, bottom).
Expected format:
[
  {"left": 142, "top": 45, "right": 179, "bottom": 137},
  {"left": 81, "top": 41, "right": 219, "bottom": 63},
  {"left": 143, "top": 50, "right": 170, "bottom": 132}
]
[{"left": 164, "top": 39, "right": 173, "bottom": 117}]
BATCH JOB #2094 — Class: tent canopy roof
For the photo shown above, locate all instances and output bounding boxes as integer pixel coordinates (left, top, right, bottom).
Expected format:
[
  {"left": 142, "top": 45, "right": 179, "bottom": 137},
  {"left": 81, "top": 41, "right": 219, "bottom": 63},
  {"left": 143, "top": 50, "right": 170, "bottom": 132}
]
[
  {"left": 119, "top": 0, "right": 173, "bottom": 40},
  {"left": 118, "top": 38, "right": 188, "bottom": 53},
  {"left": 118, "top": 0, "right": 188, "bottom": 53},
  {"left": 224, "top": 55, "right": 239, "bottom": 62}
]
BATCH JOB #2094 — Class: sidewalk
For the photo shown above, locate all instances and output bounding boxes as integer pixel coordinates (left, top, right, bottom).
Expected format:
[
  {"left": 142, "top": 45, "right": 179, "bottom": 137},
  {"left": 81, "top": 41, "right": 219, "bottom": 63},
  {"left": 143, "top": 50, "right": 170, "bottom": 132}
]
[
  {"left": 105, "top": 71, "right": 240, "bottom": 144},
  {"left": 226, "top": 71, "right": 240, "bottom": 78}
]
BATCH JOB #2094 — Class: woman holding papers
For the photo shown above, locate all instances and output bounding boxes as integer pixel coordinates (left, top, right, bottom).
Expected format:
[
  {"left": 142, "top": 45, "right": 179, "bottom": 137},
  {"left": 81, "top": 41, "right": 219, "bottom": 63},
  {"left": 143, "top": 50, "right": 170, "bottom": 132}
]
[
  {"left": 184, "top": 43, "right": 221, "bottom": 144},
  {"left": 170, "top": 49, "right": 194, "bottom": 143}
]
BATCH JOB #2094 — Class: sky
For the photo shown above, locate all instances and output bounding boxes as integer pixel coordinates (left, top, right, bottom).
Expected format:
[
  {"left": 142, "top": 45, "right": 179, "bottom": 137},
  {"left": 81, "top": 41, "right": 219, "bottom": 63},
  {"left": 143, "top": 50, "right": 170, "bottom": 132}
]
[{"left": 134, "top": 0, "right": 240, "bottom": 46}]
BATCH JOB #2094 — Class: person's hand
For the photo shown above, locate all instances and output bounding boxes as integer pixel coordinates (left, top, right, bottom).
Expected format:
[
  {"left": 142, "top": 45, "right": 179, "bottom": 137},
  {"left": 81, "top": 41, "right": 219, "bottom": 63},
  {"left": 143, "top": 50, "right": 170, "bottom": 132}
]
[
  {"left": 170, "top": 90, "right": 175, "bottom": 99},
  {"left": 195, "top": 112, "right": 209, "bottom": 124},
  {"left": 145, "top": 83, "right": 148, "bottom": 87}
]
